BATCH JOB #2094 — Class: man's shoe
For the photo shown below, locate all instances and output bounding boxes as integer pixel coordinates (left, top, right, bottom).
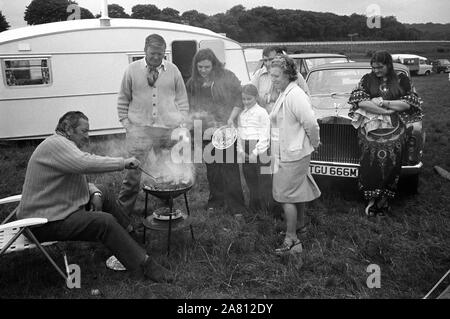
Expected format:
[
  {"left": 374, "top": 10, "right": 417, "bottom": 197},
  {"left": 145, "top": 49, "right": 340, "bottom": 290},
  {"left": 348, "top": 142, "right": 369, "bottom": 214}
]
[{"left": 141, "top": 257, "right": 175, "bottom": 283}]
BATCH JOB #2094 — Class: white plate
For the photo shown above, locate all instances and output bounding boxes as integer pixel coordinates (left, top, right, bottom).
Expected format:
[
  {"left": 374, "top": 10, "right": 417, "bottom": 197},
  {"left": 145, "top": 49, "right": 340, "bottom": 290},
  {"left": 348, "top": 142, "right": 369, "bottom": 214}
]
[{"left": 212, "top": 126, "right": 237, "bottom": 150}]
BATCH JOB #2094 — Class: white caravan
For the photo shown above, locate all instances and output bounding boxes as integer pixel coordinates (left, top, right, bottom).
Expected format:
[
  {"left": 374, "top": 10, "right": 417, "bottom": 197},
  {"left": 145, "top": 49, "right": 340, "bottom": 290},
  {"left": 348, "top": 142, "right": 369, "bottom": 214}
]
[{"left": 0, "top": 18, "right": 250, "bottom": 140}]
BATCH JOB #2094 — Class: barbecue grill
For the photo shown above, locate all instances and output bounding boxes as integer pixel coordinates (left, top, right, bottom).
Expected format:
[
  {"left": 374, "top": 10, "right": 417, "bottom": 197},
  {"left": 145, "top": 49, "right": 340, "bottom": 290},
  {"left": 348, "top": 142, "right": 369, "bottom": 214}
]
[
  {"left": 141, "top": 181, "right": 195, "bottom": 256},
  {"left": 142, "top": 182, "right": 193, "bottom": 199}
]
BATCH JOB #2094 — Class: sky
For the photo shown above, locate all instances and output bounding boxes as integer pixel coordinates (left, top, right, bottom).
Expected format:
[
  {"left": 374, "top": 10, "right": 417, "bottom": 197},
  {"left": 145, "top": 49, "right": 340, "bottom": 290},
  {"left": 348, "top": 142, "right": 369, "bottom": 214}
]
[{"left": 1, "top": 0, "right": 449, "bottom": 29}]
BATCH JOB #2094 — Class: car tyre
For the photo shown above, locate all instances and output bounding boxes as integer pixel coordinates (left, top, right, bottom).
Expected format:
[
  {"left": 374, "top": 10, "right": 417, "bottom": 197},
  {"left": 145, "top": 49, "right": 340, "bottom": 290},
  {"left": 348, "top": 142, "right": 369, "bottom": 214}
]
[{"left": 425, "top": 70, "right": 431, "bottom": 76}]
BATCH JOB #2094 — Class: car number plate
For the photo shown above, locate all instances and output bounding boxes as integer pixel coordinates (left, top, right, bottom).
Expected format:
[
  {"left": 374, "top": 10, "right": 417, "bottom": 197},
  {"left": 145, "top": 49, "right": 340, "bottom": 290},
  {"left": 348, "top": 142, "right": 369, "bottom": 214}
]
[{"left": 309, "top": 164, "right": 358, "bottom": 178}]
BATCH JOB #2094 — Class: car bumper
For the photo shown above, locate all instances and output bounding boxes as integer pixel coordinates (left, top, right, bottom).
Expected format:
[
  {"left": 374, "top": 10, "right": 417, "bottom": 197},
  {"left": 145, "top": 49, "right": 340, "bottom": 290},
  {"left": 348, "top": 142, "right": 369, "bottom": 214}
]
[
  {"left": 400, "top": 162, "right": 423, "bottom": 176},
  {"left": 309, "top": 161, "right": 423, "bottom": 178}
]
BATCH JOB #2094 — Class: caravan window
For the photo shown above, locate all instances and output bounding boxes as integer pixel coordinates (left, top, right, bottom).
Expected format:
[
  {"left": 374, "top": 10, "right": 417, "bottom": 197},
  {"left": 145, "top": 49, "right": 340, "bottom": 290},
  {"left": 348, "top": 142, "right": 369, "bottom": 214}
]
[
  {"left": 2, "top": 58, "right": 51, "bottom": 87},
  {"left": 129, "top": 55, "right": 145, "bottom": 63}
]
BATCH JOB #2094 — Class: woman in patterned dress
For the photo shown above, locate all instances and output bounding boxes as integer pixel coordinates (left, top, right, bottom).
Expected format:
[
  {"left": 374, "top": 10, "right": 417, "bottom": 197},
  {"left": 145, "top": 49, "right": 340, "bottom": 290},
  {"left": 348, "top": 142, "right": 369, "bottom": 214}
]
[{"left": 348, "top": 51, "right": 423, "bottom": 216}]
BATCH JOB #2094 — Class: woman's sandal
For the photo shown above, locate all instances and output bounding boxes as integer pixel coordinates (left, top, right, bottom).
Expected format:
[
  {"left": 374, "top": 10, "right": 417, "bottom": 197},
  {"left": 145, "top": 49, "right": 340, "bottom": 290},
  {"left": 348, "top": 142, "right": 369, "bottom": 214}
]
[{"left": 275, "top": 238, "right": 303, "bottom": 254}]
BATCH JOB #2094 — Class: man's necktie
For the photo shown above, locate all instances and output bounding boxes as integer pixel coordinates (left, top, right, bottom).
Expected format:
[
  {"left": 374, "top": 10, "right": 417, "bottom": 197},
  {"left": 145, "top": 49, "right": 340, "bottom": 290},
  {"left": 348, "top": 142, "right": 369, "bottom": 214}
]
[{"left": 147, "top": 66, "right": 159, "bottom": 87}]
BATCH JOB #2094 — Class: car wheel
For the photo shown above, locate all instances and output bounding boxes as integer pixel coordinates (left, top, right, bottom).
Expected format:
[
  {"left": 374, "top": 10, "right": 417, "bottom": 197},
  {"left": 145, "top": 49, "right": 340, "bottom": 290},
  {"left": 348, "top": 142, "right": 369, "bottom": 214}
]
[
  {"left": 399, "top": 174, "right": 419, "bottom": 195},
  {"left": 425, "top": 70, "right": 431, "bottom": 76}
]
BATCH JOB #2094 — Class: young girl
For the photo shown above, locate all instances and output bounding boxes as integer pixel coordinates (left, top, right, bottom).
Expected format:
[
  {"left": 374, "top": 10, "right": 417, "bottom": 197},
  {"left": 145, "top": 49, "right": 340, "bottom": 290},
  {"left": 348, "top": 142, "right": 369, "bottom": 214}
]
[{"left": 237, "top": 84, "right": 272, "bottom": 212}]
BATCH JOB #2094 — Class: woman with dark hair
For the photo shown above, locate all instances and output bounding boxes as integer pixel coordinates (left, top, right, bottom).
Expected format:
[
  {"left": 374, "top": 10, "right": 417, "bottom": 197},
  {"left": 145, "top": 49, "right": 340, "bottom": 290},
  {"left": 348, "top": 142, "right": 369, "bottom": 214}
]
[
  {"left": 269, "top": 55, "right": 321, "bottom": 253},
  {"left": 349, "top": 50, "right": 423, "bottom": 216},
  {"left": 186, "top": 48, "right": 245, "bottom": 212}
]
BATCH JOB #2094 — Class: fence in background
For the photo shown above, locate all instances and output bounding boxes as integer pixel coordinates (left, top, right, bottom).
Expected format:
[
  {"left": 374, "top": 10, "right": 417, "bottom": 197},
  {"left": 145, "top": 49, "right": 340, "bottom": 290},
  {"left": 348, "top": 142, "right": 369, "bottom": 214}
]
[{"left": 241, "top": 40, "right": 450, "bottom": 47}]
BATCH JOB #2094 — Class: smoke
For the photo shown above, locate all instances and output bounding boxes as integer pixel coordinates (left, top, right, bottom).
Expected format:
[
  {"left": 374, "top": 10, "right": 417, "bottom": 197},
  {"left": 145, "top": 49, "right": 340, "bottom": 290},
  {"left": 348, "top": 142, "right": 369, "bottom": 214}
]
[
  {"left": 102, "top": 137, "right": 128, "bottom": 158},
  {"left": 141, "top": 148, "right": 195, "bottom": 186},
  {"left": 185, "top": 110, "right": 223, "bottom": 130},
  {"left": 136, "top": 108, "right": 222, "bottom": 186},
  {"left": 92, "top": 108, "right": 228, "bottom": 187}
]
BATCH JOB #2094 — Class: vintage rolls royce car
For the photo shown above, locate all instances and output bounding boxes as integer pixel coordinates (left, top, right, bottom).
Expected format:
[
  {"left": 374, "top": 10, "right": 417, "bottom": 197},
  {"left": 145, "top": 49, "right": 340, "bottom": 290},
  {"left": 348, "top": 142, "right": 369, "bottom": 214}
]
[
  {"left": 306, "top": 62, "right": 425, "bottom": 193},
  {"left": 290, "top": 53, "right": 351, "bottom": 78}
]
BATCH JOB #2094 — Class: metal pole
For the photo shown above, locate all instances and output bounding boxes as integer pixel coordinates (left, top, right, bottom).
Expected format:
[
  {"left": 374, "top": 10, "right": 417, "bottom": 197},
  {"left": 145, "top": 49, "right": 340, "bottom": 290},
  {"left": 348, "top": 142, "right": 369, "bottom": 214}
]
[
  {"left": 143, "top": 192, "right": 148, "bottom": 244},
  {"left": 423, "top": 269, "right": 450, "bottom": 299},
  {"left": 0, "top": 228, "right": 26, "bottom": 256},
  {"left": 101, "top": 0, "right": 109, "bottom": 18},
  {"left": 25, "top": 228, "right": 68, "bottom": 281},
  {"left": 99, "top": 0, "right": 110, "bottom": 26},
  {"left": 167, "top": 196, "right": 173, "bottom": 257},
  {"left": 184, "top": 193, "right": 195, "bottom": 241}
]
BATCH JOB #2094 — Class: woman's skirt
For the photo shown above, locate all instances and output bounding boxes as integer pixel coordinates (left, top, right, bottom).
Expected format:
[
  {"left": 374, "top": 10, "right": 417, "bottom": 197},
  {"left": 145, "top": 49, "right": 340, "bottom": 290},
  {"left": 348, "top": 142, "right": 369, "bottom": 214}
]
[
  {"left": 358, "top": 123, "right": 406, "bottom": 201},
  {"left": 272, "top": 155, "right": 321, "bottom": 203}
]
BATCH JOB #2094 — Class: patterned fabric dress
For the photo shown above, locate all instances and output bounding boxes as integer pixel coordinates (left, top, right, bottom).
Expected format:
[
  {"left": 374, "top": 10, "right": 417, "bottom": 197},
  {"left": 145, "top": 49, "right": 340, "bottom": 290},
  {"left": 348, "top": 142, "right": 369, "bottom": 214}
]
[{"left": 348, "top": 72, "right": 422, "bottom": 202}]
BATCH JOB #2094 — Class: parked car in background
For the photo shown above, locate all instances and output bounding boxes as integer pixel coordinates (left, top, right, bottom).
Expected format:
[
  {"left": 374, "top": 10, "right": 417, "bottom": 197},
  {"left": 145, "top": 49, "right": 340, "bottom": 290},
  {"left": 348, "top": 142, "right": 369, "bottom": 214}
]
[
  {"left": 289, "top": 53, "right": 351, "bottom": 78},
  {"left": 244, "top": 50, "right": 350, "bottom": 79},
  {"left": 306, "top": 62, "right": 425, "bottom": 193},
  {"left": 392, "top": 54, "right": 432, "bottom": 76},
  {"left": 432, "top": 59, "right": 450, "bottom": 73}
]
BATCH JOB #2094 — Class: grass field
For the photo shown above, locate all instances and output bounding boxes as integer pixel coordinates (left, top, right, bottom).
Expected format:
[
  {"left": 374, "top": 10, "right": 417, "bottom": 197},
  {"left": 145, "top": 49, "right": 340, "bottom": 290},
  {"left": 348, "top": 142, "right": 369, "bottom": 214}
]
[{"left": 0, "top": 73, "right": 449, "bottom": 299}]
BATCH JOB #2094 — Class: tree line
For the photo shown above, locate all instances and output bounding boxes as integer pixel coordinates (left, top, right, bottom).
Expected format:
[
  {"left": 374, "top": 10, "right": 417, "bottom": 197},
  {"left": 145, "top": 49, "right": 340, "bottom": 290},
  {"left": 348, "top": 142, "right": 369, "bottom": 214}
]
[{"left": 1, "top": 0, "right": 449, "bottom": 41}]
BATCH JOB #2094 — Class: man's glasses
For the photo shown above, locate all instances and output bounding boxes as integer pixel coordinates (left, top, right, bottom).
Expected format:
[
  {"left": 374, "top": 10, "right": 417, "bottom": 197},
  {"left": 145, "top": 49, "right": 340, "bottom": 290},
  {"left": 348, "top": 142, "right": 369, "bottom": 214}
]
[{"left": 262, "top": 58, "right": 274, "bottom": 62}]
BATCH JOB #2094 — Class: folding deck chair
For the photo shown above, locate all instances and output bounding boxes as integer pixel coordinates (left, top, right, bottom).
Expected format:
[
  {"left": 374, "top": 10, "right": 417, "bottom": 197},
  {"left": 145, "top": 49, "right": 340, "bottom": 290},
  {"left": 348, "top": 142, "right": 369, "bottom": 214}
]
[{"left": 0, "top": 194, "right": 68, "bottom": 281}]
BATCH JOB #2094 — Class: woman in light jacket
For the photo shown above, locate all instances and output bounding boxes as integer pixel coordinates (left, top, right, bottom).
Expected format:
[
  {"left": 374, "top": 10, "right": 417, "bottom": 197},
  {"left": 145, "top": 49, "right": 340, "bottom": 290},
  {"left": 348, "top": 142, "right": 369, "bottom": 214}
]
[{"left": 269, "top": 55, "right": 321, "bottom": 253}]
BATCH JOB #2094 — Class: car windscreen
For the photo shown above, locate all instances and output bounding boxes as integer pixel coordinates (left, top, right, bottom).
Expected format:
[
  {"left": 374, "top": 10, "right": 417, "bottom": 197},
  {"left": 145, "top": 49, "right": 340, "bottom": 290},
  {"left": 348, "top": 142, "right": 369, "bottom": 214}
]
[
  {"left": 307, "top": 69, "right": 369, "bottom": 95},
  {"left": 307, "top": 68, "right": 409, "bottom": 95},
  {"left": 304, "top": 57, "right": 349, "bottom": 70}
]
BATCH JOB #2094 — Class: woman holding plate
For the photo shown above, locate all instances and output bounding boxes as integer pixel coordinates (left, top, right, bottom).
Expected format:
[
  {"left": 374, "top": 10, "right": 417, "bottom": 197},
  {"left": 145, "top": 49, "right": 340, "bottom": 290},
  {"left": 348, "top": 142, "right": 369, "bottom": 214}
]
[{"left": 186, "top": 48, "right": 245, "bottom": 213}]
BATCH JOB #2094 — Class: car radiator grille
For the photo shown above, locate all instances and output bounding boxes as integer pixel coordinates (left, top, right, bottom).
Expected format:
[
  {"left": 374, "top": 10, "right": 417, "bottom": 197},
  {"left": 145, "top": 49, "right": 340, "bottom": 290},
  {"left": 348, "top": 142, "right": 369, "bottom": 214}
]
[{"left": 311, "top": 123, "right": 360, "bottom": 164}]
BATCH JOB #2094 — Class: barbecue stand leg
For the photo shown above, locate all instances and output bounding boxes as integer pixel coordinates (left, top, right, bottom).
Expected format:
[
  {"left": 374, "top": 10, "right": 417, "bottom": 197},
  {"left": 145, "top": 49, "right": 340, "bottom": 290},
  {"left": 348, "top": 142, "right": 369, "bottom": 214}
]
[
  {"left": 167, "top": 196, "right": 173, "bottom": 257},
  {"left": 143, "top": 191, "right": 148, "bottom": 245},
  {"left": 184, "top": 193, "right": 195, "bottom": 241}
]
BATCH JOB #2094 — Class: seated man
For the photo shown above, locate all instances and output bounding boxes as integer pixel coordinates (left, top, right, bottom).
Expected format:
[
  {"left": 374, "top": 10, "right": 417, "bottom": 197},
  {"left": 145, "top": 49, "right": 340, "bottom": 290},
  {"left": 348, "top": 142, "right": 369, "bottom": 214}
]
[{"left": 15, "top": 111, "right": 172, "bottom": 282}]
